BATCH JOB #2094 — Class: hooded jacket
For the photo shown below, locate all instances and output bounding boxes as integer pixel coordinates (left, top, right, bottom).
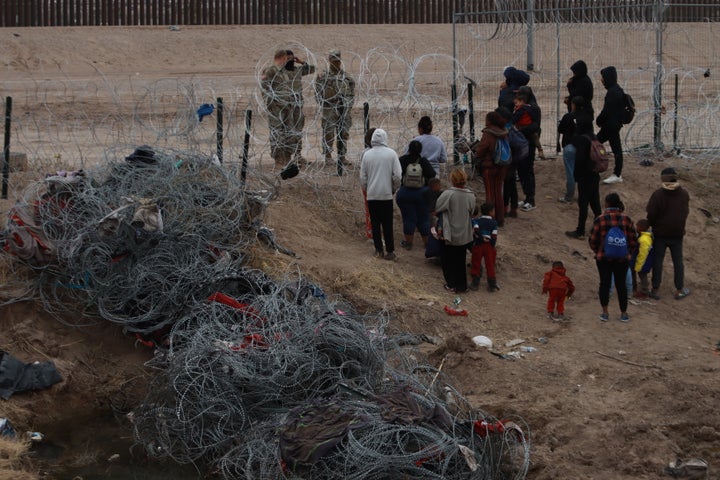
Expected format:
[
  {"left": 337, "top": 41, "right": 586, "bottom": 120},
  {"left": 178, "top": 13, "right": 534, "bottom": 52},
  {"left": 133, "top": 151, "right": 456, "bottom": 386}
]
[
  {"left": 596, "top": 66, "right": 625, "bottom": 130},
  {"left": 360, "top": 129, "right": 402, "bottom": 201},
  {"left": 567, "top": 60, "right": 594, "bottom": 114},
  {"left": 571, "top": 111, "right": 598, "bottom": 183},
  {"left": 498, "top": 67, "right": 531, "bottom": 112},
  {"left": 472, "top": 125, "right": 509, "bottom": 171},
  {"left": 543, "top": 265, "right": 575, "bottom": 296}
]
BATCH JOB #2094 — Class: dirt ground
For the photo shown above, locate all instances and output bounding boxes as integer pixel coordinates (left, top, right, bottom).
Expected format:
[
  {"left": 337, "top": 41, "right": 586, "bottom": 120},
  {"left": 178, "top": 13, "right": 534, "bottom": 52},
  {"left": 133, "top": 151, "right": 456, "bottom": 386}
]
[{"left": 1, "top": 26, "right": 720, "bottom": 480}]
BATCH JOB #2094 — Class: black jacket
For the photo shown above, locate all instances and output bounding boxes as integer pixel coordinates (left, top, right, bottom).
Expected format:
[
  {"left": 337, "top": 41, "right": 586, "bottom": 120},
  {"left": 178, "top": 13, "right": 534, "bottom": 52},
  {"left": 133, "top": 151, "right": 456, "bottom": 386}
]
[
  {"left": 398, "top": 153, "right": 436, "bottom": 187},
  {"left": 572, "top": 111, "right": 598, "bottom": 183},
  {"left": 567, "top": 60, "right": 594, "bottom": 115},
  {"left": 596, "top": 66, "right": 625, "bottom": 131}
]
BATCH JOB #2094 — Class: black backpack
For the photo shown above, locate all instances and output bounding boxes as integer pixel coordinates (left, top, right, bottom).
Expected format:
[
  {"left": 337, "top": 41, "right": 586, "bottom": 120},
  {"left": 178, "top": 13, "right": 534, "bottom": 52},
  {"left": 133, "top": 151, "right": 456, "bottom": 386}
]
[{"left": 620, "top": 92, "right": 635, "bottom": 125}]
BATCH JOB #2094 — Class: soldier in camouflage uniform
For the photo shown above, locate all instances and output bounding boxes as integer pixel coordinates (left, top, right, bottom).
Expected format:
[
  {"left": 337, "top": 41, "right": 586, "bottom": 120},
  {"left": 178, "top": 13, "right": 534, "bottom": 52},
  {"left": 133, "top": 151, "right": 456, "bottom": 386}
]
[
  {"left": 261, "top": 49, "right": 294, "bottom": 168},
  {"left": 285, "top": 50, "right": 315, "bottom": 166},
  {"left": 314, "top": 50, "right": 356, "bottom": 175}
]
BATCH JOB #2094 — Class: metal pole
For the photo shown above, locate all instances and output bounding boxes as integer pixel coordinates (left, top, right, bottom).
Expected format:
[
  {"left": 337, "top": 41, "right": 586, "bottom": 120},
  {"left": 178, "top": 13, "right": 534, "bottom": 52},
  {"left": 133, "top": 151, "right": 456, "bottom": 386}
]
[
  {"left": 451, "top": 84, "right": 459, "bottom": 166},
  {"left": 526, "top": 0, "right": 535, "bottom": 71},
  {"left": 555, "top": 17, "right": 562, "bottom": 153},
  {"left": 2, "top": 97, "right": 11, "bottom": 200},
  {"left": 653, "top": 0, "right": 664, "bottom": 151},
  {"left": 673, "top": 73, "right": 679, "bottom": 153},
  {"left": 241, "top": 109, "right": 251, "bottom": 186},
  {"left": 216, "top": 97, "right": 223, "bottom": 163},
  {"left": 467, "top": 81, "right": 475, "bottom": 142},
  {"left": 363, "top": 102, "right": 369, "bottom": 134}
]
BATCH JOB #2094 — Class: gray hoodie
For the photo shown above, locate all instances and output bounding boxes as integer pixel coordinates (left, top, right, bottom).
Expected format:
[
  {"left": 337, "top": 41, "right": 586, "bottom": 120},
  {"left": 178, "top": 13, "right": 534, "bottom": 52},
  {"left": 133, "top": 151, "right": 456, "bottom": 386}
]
[{"left": 360, "top": 129, "right": 402, "bottom": 201}]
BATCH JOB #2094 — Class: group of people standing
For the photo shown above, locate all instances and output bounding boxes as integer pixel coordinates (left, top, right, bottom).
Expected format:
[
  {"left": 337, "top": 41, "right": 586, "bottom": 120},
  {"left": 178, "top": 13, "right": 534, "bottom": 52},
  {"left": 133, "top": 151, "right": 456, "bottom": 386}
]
[
  {"left": 357, "top": 60, "right": 692, "bottom": 322},
  {"left": 260, "top": 49, "right": 356, "bottom": 175}
]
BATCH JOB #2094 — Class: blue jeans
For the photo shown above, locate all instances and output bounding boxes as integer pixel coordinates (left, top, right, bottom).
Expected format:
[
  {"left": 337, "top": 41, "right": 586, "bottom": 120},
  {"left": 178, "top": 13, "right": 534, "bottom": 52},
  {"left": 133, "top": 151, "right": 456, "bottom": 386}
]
[
  {"left": 396, "top": 186, "right": 431, "bottom": 236},
  {"left": 562, "top": 144, "right": 576, "bottom": 200},
  {"left": 652, "top": 236, "right": 684, "bottom": 291}
]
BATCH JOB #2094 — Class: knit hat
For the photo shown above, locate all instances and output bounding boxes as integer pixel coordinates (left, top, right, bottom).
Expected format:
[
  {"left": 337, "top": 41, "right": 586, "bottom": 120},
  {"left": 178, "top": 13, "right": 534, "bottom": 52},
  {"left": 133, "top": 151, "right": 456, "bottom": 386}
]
[{"left": 661, "top": 167, "right": 678, "bottom": 183}]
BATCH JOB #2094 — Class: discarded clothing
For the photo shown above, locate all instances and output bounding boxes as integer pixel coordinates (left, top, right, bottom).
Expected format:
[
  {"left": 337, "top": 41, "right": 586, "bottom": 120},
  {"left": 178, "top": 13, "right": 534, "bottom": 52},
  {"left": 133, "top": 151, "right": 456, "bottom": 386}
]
[{"left": 0, "top": 350, "right": 62, "bottom": 400}]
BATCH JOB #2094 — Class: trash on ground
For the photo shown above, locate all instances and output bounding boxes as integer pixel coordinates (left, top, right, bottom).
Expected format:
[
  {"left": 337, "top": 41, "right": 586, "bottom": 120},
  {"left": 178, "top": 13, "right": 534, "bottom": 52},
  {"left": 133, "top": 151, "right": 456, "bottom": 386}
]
[{"left": 472, "top": 335, "right": 493, "bottom": 349}]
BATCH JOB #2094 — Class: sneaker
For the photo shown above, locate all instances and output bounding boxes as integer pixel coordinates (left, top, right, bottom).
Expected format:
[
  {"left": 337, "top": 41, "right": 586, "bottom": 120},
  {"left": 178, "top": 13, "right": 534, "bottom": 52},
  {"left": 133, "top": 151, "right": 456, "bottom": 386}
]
[
  {"left": 620, "top": 312, "right": 630, "bottom": 322},
  {"left": 557, "top": 313, "right": 565, "bottom": 321},
  {"left": 603, "top": 174, "right": 623, "bottom": 184},
  {"left": 558, "top": 196, "right": 573, "bottom": 204},
  {"left": 517, "top": 200, "right": 527, "bottom": 209},
  {"left": 520, "top": 202, "right": 536, "bottom": 211},
  {"left": 599, "top": 313, "right": 609, "bottom": 322},
  {"left": 546, "top": 312, "right": 555, "bottom": 320},
  {"left": 674, "top": 287, "right": 690, "bottom": 300},
  {"left": 444, "top": 284, "right": 456, "bottom": 293},
  {"left": 649, "top": 289, "right": 660, "bottom": 300},
  {"left": 384, "top": 252, "right": 397, "bottom": 261},
  {"left": 469, "top": 277, "right": 480, "bottom": 291},
  {"left": 373, "top": 250, "right": 384, "bottom": 258},
  {"left": 565, "top": 230, "right": 585, "bottom": 239},
  {"left": 400, "top": 240, "right": 412, "bottom": 250}
]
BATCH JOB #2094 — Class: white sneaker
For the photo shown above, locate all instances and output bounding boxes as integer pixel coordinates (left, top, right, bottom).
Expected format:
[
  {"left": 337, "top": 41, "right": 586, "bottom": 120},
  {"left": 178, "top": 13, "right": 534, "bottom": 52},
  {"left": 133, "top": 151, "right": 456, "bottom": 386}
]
[
  {"left": 521, "top": 202, "right": 536, "bottom": 211},
  {"left": 603, "top": 174, "right": 623, "bottom": 184},
  {"left": 517, "top": 201, "right": 527, "bottom": 209}
]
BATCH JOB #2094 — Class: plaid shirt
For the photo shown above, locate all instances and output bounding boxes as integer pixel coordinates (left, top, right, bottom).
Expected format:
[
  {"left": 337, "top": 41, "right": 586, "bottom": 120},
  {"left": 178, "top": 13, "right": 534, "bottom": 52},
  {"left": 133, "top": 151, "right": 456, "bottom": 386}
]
[{"left": 588, "top": 208, "right": 638, "bottom": 261}]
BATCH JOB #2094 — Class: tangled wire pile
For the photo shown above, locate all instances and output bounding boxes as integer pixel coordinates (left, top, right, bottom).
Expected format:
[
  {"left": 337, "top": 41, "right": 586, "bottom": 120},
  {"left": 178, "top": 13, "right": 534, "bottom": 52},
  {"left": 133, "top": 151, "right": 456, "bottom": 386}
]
[{"left": 1, "top": 147, "right": 530, "bottom": 479}]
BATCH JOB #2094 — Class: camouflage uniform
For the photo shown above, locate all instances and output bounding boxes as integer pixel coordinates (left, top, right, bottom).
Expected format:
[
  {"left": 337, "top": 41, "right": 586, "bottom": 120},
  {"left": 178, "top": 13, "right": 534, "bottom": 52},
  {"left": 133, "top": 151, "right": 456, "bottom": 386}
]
[
  {"left": 286, "top": 62, "right": 315, "bottom": 162},
  {"left": 261, "top": 63, "right": 294, "bottom": 166},
  {"left": 314, "top": 51, "right": 356, "bottom": 170}
]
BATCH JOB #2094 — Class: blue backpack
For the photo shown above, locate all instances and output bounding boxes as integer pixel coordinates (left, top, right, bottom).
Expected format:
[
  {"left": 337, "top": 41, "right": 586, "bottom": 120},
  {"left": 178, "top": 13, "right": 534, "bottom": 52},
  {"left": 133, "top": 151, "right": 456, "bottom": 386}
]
[
  {"left": 604, "top": 224, "right": 629, "bottom": 258},
  {"left": 507, "top": 126, "right": 529, "bottom": 164},
  {"left": 493, "top": 137, "right": 512, "bottom": 166}
]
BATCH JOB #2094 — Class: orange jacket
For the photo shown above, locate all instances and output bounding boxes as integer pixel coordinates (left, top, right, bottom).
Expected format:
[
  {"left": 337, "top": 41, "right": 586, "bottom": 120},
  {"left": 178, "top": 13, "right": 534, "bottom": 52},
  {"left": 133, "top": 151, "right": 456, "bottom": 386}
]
[{"left": 542, "top": 266, "right": 575, "bottom": 297}]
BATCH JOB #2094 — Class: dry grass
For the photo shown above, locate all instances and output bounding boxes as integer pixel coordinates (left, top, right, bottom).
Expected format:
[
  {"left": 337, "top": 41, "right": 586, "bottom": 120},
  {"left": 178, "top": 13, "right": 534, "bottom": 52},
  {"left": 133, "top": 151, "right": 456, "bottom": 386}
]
[{"left": 0, "top": 436, "right": 37, "bottom": 480}]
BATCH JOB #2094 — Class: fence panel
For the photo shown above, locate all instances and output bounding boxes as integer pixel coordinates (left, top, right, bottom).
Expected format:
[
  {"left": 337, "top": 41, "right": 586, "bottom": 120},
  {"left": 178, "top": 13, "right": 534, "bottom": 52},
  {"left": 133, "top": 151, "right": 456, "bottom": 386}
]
[{"left": 1, "top": 1, "right": 719, "bottom": 27}]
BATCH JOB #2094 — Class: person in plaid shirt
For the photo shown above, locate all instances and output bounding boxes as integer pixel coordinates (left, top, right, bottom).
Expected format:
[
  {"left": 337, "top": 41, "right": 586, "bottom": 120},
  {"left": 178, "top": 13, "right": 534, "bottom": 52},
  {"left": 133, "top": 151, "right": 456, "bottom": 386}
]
[{"left": 588, "top": 192, "right": 638, "bottom": 322}]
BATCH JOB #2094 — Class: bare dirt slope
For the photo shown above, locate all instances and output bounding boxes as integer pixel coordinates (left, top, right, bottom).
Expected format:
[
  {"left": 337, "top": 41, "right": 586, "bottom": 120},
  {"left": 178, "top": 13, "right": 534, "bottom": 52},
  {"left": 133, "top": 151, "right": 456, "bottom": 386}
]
[{"left": 1, "top": 26, "right": 719, "bottom": 480}]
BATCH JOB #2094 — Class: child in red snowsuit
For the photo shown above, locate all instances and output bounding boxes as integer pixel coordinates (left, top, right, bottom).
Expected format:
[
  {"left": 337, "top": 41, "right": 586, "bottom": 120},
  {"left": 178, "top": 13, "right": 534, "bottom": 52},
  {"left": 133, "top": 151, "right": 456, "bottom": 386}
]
[{"left": 542, "top": 261, "right": 575, "bottom": 319}]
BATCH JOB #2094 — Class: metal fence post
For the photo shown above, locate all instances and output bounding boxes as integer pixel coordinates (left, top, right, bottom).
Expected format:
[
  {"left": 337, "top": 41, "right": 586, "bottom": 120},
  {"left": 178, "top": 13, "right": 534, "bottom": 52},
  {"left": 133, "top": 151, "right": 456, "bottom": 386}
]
[{"left": 2, "top": 97, "right": 11, "bottom": 200}]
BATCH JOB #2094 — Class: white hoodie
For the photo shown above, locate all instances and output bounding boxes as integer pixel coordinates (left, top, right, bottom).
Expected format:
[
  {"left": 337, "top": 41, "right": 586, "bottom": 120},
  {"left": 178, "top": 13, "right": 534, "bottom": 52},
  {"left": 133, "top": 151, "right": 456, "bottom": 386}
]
[{"left": 360, "top": 129, "right": 402, "bottom": 201}]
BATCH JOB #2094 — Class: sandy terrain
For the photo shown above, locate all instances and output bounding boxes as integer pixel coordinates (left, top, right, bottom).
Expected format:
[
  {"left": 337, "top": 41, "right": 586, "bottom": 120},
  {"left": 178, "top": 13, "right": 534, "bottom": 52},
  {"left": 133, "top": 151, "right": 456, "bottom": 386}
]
[{"left": 1, "top": 26, "right": 719, "bottom": 479}]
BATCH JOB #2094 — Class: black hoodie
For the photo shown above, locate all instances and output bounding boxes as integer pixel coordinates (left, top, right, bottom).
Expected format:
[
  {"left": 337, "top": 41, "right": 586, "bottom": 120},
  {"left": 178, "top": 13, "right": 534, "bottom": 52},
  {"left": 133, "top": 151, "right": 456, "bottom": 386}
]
[
  {"left": 567, "top": 60, "right": 594, "bottom": 114},
  {"left": 596, "top": 66, "right": 625, "bottom": 131}
]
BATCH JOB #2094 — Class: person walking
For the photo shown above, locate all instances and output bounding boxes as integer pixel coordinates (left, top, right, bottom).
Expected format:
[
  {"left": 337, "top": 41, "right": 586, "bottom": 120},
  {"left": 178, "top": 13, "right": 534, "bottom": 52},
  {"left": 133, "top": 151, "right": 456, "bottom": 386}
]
[
  {"left": 360, "top": 129, "right": 402, "bottom": 261},
  {"left": 435, "top": 168, "right": 475, "bottom": 293},
  {"left": 565, "top": 97, "right": 602, "bottom": 239},
  {"left": 646, "top": 167, "right": 691, "bottom": 300},
  {"left": 314, "top": 50, "right": 355, "bottom": 175},
  {"left": 285, "top": 50, "right": 315, "bottom": 166},
  {"left": 471, "top": 111, "right": 509, "bottom": 226},
  {"left": 396, "top": 140, "right": 436, "bottom": 250},
  {"left": 596, "top": 66, "right": 625, "bottom": 184},
  {"left": 260, "top": 50, "right": 294, "bottom": 168},
  {"left": 588, "top": 192, "right": 638, "bottom": 322}
]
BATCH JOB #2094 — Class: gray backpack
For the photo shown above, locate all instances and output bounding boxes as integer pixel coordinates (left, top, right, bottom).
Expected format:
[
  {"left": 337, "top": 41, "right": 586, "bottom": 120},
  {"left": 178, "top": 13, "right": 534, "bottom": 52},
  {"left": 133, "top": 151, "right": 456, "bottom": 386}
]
[{"left": 403, "top": 159, "right": 424, "bottom": 188}]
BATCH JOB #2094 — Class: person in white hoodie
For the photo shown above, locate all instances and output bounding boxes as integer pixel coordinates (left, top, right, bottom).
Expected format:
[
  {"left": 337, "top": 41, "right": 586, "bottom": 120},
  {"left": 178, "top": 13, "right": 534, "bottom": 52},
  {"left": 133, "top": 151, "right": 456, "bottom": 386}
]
[{"left": 360, "top": 128, "right": 402, "bottom": 260}]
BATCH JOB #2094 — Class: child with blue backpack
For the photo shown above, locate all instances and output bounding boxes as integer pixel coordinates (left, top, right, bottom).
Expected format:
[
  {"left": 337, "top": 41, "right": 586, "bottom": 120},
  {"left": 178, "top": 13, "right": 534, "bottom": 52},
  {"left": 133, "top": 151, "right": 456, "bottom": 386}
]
[{"left": 470, "top": 202, "right": 500, "bottom": 292}]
